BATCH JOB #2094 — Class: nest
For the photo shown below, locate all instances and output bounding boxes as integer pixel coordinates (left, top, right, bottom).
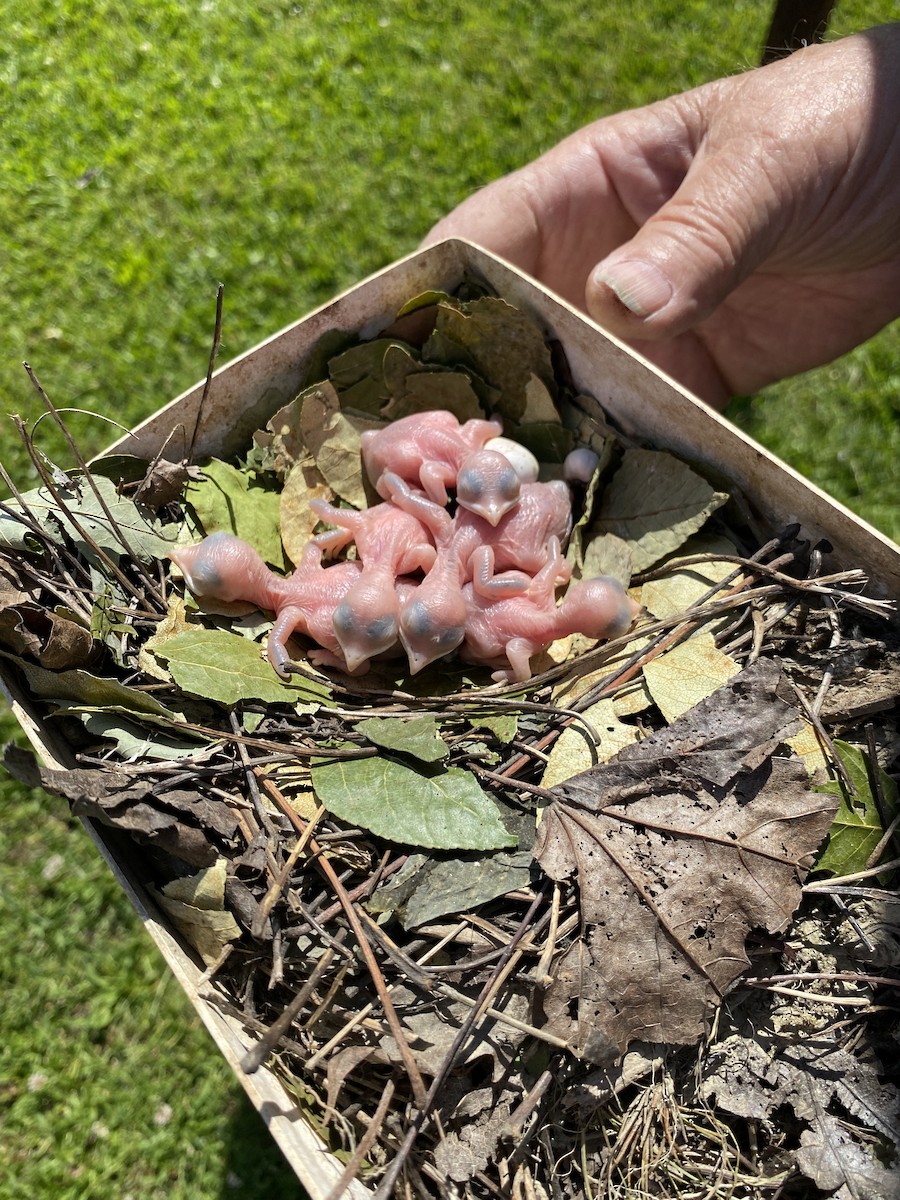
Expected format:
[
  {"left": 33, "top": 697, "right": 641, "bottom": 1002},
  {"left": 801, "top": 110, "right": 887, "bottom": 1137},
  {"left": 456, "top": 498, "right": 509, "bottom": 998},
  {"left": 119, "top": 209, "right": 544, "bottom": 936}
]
[{"left": 2, "top": 283, "right": 899, "bottom": 1199}]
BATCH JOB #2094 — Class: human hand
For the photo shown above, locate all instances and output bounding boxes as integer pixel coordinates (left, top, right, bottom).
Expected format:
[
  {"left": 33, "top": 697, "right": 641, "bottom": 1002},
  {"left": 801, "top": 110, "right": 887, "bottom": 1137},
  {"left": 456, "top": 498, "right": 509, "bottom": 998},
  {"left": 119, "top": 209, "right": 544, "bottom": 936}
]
[{"left": 423, "top": 26, "right": 900, "bottom": 406}]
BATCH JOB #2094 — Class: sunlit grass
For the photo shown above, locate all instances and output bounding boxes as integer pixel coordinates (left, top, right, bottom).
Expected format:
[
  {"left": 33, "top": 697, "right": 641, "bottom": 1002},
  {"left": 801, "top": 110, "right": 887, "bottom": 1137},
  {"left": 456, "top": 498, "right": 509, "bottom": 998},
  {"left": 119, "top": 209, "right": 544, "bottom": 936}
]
[{"left": 0, "top": 1, "right": 894, "bottom": 1195}]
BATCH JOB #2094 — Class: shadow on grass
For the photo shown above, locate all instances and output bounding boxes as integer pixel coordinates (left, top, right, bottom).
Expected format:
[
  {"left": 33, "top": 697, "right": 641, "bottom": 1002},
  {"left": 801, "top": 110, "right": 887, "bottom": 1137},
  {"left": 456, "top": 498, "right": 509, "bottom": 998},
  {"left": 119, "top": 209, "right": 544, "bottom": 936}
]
[{"left": 222, "top": 1085, "right": 311, "bottom": 1200}]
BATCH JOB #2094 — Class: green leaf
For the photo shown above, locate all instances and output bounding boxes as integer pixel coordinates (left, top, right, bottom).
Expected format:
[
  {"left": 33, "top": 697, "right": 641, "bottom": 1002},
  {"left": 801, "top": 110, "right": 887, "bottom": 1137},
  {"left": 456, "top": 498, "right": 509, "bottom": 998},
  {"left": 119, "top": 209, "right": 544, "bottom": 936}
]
[
  {"left": 592, "top": 448, "right": 729, "bottom": 572},
  {"left": 157, "top": 627, "right": 331, "bottom": 706},
  {"left": 815, "top": 740, "right": 898, "bottom": 876},
  {"left": 186, "top": 458, "right": 285, "bottom": 570},
  {"left": 382, "top": 367, "right": 484, "bottom": 423},
  {"left": 642, "top": 632, "right": 741, "bottom": 723},
  {"left": 0, "top": 647, "right": 179, "bottom": 717},
  {"left": 68, "top": 708, "right": 208, "bottom": 761},
  {"left": 396, "top": 289, "right": 450, "bottom": 316},
  {"left": 1, "top": 474, "right": 174, "bottom": 564},
  {"left": 369, "top": 849, "right": 534, "bottom": 929},
  {"left": 311, "top": 754, "right": 517, "bottom": 850},
  {"left": 513, "top": 421, "right": 574, "bottom": 464},
  {"left": 580, "top": 532, "right": 633, "bottom": 587},
  {"left": 357, "top": 715, "right": 449, "bottom": 763},
  {"left": 467, "top": 713, "right": 519, "bottom": 743},
  {"left": 328, "top": 339, "right": 409, "bottom": 391}
]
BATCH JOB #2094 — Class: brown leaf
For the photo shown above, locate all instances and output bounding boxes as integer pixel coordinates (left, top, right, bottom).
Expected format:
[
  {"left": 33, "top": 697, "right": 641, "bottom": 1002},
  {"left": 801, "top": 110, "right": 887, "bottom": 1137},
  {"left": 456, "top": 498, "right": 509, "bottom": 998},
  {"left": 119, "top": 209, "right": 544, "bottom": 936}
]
[
  {"left": 3, "top": 745, "right": 237, "bottom": 867},
  {"left": 533, "top": 662, "right": 838, "bottom": 1064},
  {"left": 299, "top": 381, "right": 377, "bottom": 508},
  {"left": 0, "top": 602, "right": 96, "bottom": 669},
  {"left": 428, "top": 297, "right": 556, "bottom": 422},
  {"left": 279, "top": 455, "right": 332, "bottom": 566},
  {"left": 382, "top": 368, "right": 484, "bottom": 423}
]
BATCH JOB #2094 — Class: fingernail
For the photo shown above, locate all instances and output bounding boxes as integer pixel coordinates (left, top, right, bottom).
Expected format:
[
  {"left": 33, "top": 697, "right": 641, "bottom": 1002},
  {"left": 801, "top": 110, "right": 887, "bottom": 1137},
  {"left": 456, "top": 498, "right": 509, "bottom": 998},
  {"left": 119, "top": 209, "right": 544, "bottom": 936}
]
[{"left": 593, "top": 259, "right": 673, "bottom": 317}]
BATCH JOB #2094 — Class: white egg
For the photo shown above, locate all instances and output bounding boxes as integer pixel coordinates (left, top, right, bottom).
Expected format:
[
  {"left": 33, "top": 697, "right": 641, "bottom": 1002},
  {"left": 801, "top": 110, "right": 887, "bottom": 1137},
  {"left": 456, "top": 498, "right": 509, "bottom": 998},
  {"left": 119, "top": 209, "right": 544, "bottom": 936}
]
[
  {"left": 563, "top": 446, "right": 600, "bottom": 483},
  {"left": 483, "top": 435, "right": 540, "bottom": 483}
]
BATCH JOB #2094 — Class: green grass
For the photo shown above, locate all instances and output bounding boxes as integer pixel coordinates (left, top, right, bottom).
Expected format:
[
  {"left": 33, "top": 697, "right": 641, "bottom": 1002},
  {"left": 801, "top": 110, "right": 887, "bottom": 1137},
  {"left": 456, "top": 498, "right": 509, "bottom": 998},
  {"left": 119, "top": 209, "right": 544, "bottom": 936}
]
[{"left": 0, "top": 1, "right": 896, "bottom": 1196}]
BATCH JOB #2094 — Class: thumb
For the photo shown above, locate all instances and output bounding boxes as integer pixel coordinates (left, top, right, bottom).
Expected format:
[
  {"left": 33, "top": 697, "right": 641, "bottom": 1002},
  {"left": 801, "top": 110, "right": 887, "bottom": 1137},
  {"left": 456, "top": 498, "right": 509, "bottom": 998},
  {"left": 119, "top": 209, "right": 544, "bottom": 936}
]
[{"left": 585, "top": 152, "right": 778, "bottom": 339}]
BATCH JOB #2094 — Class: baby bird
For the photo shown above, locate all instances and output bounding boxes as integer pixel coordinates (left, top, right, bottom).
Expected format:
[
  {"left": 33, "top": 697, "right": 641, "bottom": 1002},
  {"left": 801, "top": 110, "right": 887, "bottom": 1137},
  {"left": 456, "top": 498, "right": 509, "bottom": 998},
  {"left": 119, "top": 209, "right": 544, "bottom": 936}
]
[
  {"left": 459, "top": 479, "right": 574, "bottom": 595},
  {"left": 310, "top": 498, "right": 436, "bottom": 672},
  {"left": 169, "top": 530, "right": 272, "bottom": 603},
  {"left": 453, "top": 447, "right": 525, "bottom": 526},
  {"left": 380, "top": 471, "right": 535, "bottom": 675},
  {"left": 461, "top": 541, "right": 641, "bottom": 682},
  {"left": 361, "top": 410, "right": 506, "bottom": 510},
  {"left": 168, "top": 532, "right": 363, "bottom": 677},
  {"left": 386, "top": 472, "right": 572, "bottom": 596}
]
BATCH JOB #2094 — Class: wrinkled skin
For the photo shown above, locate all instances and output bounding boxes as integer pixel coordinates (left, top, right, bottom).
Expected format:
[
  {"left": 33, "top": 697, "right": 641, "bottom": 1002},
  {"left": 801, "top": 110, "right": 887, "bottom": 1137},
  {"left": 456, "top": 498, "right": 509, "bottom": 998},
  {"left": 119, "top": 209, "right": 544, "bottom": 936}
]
[
  {"left": 382, "top": 472, "right": 573, "bottom": 596},
  {"left": 360, "top": 410, "right": 504, "bottom": 511},
  {"left": 169, "top": 533, "right": 362, "bottom": 677},
  {"left": 461, "top": 540, "right": 641, "bottom": 682},
  {"left": 310, "top": 498, "right": 436, "bottom": 672},
  {"left": 378, "top": 472, "right": 528, "bottom": 674},
  {"left": 424, "top": 26, "right": 900, "bottom": 406}
]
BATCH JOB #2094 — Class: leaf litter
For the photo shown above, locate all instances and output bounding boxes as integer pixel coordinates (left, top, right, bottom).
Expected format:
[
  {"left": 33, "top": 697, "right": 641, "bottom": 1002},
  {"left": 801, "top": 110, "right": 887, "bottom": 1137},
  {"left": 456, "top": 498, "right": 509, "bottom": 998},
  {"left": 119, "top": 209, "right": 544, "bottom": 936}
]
[{"left": 1, "top": 282, "right": 899, "bottom": 1199}]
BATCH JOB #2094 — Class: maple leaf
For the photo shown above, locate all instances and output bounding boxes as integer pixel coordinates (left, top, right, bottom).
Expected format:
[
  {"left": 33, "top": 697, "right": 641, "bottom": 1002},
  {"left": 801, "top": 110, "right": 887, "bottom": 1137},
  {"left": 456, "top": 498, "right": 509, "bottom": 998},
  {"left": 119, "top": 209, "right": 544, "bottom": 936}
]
[{"left": 533, "top": 661, "right": 839, "bottom": 1064}]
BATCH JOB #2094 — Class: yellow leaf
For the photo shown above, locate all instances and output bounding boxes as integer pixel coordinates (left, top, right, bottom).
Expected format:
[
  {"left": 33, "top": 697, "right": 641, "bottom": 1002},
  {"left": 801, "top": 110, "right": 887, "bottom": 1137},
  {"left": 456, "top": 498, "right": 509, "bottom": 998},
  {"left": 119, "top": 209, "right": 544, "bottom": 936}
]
[
  {"left": 139, "top": 593, "right": 190, "bottom": 682},
  {"left": 541, "top": 699, "right": 640, "bottom": 788},
  {"left": 643, "top": 632, "right": 741, "bottom": 723},
  {"left": 787, "top": 721, "right": 829, "bottom": 777},
  {"left": 300, "top": 382, "right": 379, "bottom": 508},
  {"left": 280, "top": 456, "right": 332, "bottom": 566},
  {"left": 640, "top": 536, "right": 742, "bottom": 621},
  {"left": 154, "top": 859, "right": 241, "bottom": 966}
]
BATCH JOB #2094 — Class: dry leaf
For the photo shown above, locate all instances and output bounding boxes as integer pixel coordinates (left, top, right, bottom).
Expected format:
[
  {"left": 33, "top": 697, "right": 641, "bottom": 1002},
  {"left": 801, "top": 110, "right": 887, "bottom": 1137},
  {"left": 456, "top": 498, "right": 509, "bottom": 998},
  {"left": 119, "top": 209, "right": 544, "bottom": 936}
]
[
  {"left": 642, "top": 632, "right": 741, "bottom": 722},
  {"left": 702, "top": 1034, "right": 900, "bottom": 1196},
  {"left": 299, "top": 382, "right": 374, "bottom": 509},
  {"left": 430, "top": 297, "right": 556, "bottom": 421},
  {"left": 139, "top": 592, "right": 191, "bottom": 681},
  {"left": 521, "top": 373, "right": 561, "bottom": 423},
  {"left": 592, "top": 448, "right": 729, "bottom": 572},
  {"left": 540, "top": 700, "right": 639, "bottom": 789},
  {"left": 639, "top": 536, "right": 741, "bottom": 619},
  {"left": 534, "top": 662, "right": 836, "bottom": 1063},
  {"left": 279, "top": 455, "right": 332, "bottom": 566},
  {"left": 581, "top": 532, "right": 633, "bottom": 587},
  {"left": 153, "top": 860, "right": 241, "bottom": 965}
]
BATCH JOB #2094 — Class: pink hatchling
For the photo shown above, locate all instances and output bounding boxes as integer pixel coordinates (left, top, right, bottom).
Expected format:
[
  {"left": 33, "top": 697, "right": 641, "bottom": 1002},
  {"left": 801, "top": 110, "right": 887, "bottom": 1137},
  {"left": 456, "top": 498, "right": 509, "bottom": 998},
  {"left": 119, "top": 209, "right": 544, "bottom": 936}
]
[
  {"left": 382, "top": 472, "right": 573, "bottom": 598},
  {"left": 360, "top": 410, "right": 521, "bottom": 520},
  {"left": 310, "top": 498, "right": 436, "bottom": 672},
  {"left": 168, "top": 532, "right": 363, "bottom": 677},
  {"left": 460, "top": 539, "right": 641, "bottom": 683},
  {"left": 379, "top": 471, "right": 537, "bottom": 675}
]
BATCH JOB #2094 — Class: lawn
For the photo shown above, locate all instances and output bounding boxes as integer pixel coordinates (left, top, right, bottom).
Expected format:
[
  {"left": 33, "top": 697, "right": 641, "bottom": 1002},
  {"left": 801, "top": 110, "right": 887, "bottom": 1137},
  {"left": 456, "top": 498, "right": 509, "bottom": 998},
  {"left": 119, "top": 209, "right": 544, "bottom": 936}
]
[{"left": 1, "top": 2, "right": 896, "bottom": 1196}]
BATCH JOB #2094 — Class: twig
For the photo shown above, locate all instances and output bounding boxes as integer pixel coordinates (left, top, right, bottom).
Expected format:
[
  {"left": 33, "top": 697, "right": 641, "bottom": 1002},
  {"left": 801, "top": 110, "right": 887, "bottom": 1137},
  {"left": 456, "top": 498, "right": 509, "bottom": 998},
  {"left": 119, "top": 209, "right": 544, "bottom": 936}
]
[
  {"left": 744, "top": 984, "right": 872, "bottom": 1007},
  {"left": 261, "top": 775, "right": 428, "bottom": 1109},
  {"left": 323, "top": 1077, "right": 396, "bottom": 1200},
  {"left": 864, "top": 724, "right": 895, "bottom": 864},
  {"left": 241, "top": 935, "right": 342, "bottom": 1074},
  {"left": 372, "top": 887, "right": 547, "bottom": 1200},
  {"left": 252, "top": 804, "right": 326, "bottom": 940},
  {"left": 501, "top": 1068, "right": 554, "bottom": 1141},
  {"left": 805, "top": 857, "right": 900, "bottom": 887},
  {"left": 186, "top": 283, "right": 225, "bottom": 465},
  {"left": 10, "top": 414, "right": 153, "bottom": 609},
  {"left": 22, "top": 362, "right": 163, "bottom": 601}
]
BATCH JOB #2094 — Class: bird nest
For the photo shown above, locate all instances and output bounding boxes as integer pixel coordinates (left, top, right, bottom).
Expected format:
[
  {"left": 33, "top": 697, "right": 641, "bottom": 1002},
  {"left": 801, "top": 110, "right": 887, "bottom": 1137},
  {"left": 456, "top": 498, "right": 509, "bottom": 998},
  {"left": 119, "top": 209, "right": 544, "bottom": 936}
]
[{"left": 2, "top": 279, "right": 899, "bottom": 1199}]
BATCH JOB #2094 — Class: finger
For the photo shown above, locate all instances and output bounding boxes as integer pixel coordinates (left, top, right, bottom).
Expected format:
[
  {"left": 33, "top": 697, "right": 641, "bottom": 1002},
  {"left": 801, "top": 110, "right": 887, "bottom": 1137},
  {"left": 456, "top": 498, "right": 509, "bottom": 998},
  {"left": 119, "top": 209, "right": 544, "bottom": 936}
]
[{"left": 585, "top": 128, "right": 782, "bottom": 340}]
